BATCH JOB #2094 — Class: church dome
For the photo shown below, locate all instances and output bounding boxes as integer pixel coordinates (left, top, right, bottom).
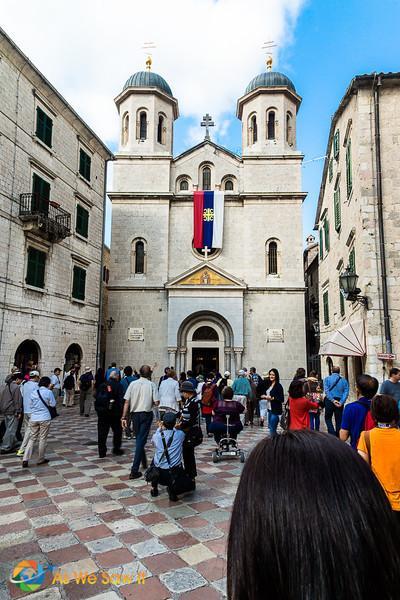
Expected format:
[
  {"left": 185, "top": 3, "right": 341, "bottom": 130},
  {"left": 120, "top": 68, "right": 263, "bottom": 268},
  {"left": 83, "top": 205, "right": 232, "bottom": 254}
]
[
  {"left": 245, "top": 71, "right": 296, "bottom": 95},
  {"left": 123, "top": 71, "right": 173, "bottom": 97}
]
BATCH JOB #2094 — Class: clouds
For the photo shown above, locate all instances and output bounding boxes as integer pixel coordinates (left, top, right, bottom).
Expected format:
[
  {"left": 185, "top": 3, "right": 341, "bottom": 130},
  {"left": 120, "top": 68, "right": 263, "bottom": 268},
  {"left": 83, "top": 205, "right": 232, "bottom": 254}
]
[{"left": 1, "top": 0, "right": 305, "bottom": 147}]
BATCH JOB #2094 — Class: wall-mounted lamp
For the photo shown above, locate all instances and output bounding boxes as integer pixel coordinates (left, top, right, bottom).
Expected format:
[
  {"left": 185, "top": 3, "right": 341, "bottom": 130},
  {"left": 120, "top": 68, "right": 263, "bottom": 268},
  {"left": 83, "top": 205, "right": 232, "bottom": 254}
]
[{"left": 339, "top": 267, "right": 369, "bottom": 309}]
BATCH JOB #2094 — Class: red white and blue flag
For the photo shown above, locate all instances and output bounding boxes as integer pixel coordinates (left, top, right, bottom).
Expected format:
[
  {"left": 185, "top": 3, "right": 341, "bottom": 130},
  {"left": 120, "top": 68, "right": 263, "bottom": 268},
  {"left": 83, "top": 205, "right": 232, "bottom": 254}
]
[{"left": 193, "top": 191, "right": 224, "bottom": 249}]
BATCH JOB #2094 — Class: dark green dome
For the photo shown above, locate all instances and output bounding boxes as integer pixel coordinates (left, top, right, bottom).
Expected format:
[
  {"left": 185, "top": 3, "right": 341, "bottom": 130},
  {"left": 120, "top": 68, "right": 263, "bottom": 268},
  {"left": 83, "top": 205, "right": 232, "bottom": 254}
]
[
  {"left": 123, "top": 71, "right": 173, "bottom": 96},
  {"left": 245, "top": 71, "right": 296, "bottom": 95}
]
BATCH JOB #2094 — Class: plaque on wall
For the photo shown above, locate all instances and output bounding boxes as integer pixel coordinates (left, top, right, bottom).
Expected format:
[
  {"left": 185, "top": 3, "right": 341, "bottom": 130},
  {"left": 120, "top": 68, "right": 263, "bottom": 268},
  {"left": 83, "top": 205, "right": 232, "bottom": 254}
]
[
  {"left": 128, "top": 327, "right": 144, "bottom": 341},
  {"left": 266, "top": 328, "right": 284, "bottom": 343}
]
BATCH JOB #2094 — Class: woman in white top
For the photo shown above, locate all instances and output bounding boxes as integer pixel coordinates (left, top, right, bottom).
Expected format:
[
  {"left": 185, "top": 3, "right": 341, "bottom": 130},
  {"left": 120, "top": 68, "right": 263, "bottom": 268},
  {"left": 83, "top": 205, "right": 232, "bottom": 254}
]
[
  {"left": 22, "top": 376, "right": 56, "bottom": 468},
  {"left": 158, "top": 369, "right": 181, "bottom": 413},
  {"left": 196, "top": 375, "right": 205, "bottom": 402}
]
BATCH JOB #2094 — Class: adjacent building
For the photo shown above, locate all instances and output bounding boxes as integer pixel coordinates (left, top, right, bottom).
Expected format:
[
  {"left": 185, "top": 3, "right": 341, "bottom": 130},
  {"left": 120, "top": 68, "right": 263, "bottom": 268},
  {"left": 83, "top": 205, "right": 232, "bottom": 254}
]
[
  {"left": 304, "top": 234, "right": 320, "bottom": 375},
  {"left": 107, "top": 60, "right": 307, "bottom": 388},
  {"left": 0, "top": 28, "right": 112, "bottom": 379},
  {"left": 315, "top": 73, "right": 400, "bottom": 385}
]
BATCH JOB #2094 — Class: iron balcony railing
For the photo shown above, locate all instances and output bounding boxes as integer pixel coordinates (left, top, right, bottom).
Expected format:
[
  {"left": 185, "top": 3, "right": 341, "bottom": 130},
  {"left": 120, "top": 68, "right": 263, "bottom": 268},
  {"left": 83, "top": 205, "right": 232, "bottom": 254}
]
[{"left": 19, "top": 193, "right": 71, "bottom": 241}]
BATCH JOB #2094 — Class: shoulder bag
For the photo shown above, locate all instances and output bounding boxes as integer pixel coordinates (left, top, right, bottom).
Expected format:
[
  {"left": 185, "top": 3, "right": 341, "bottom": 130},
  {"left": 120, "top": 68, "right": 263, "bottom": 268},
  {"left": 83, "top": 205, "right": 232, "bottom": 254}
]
[
  {"left": 160, "top": 430, "right": 194, "bottom": 495},
  {"left": 37, "top": 390, "right": 58, "bottom": 420},
  {"left": 145, "top": 430, "right": 175, "bottom": 484}
]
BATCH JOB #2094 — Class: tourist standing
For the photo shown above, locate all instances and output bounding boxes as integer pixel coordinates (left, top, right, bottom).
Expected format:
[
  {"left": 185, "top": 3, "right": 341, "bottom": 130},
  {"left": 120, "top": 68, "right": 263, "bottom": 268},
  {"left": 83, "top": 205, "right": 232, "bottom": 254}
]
[
  {"left": 16, "top": 371, "right": 40, "bottom": 457},
  {"left": 63, "top": 369, "right": 76, "bottom": 407},
  {"left": 158, "top": 367, "right": 170, "bottom": 387},
  {"left": 380, "top": 368, "right": 400, "bottom": 409},
  {"left": 177, "top": 380, "right": 201, "bottom": 485},
  {"left": 105, "top": 362, "right": 119, "bottom": 381},
  {"left": 323, "top": 366, "right": 349, "bottom": 435},
  {"left": 50, "top": 368, "right": 62, "bottom": 402},
  {"left": 95, "top": 371, "right": 124, "bottom": 458},
  {"left": 79, "top": 367, "right": 94, "bottom": 416},
  {"left": 0, "top": 372, "right": 23, "bottom": 454},
  {"left": 196, "top": 375, "right": 205, "bottom": 401},
  {"left": 304, "top": 370, "right": 323, "bottom": 431},
  {"left": 292, "top": 367, "right": 306, "bottom": 381},
  {"left": 217, "top": 371, "right": 233, "bottom": 395},
  {"left": 186, "top": 370, "right": 198, "bottom": 389},
  {"left": 158, "top": 369, "right": 180, "bottom": 414},
  {"left": 232, "top": 370, "right": 251, "bottom": 425},
  {"left": 358, "top": 394, "right": 400, "bottom": 519},
  {"left": 340, "top": 374, "right": 378, "bottom": 449},
  {"left": 288, "top": 379, "right": 320, "bottom": 430},
  {"left": 149, "top": 412, "right": 186, "bottom": 501},
  {"left": 260, "top": 368, "right": 284, "bottom": 436},
  {"left": 122, "top": 365, "right": 159, "bottom": 479},
  {"left": 201, "top": 373, "right": 218, "bottom": 436},
  {"left": 22, "top": 376, "right": 56, "bottom": 467}
]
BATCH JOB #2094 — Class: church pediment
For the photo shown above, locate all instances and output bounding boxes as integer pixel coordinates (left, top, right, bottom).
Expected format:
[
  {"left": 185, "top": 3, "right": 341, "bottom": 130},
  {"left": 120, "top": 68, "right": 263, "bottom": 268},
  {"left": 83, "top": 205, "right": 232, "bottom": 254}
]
[{"left": 166, "top": 263, "right": 246, "bottom": 289}]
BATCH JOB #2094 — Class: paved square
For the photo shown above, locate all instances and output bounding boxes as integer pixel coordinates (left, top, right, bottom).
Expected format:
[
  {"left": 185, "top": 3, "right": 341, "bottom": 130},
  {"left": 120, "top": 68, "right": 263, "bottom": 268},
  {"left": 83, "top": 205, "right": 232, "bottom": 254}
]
[{"left": 0, "top": 406, "right": 266, "bottom": 599}]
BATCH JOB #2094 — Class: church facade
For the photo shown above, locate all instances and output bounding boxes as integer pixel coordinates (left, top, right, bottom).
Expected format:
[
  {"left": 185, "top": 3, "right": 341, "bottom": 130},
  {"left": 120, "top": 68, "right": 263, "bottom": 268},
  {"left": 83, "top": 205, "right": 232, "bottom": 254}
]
[{"left": 107, "top": 65, "right": 306, "bottom": 388}]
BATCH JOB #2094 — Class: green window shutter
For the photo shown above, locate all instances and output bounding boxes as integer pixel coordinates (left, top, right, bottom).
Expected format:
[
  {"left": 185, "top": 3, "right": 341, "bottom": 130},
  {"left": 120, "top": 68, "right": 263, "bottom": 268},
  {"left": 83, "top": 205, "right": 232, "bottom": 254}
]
[
  {"left": 32, "top": 173, "right": 50, "bottom": 214},
  {"left": 76, "top": 204, "right": 89, "bottom": 238},
  {"left": 79, "top": 149, "right": 91, "bottom": 181},
  {"left": 323, "top": 291, "right": 329, "bottom": 326},
  {"left": 26, "top": 247, "right": 46, "bottom": 288},
  {"left": 333, "top": 130, "right": 340, "bottom": 159},
  {"left": 319, "top": 228, "right": 324, "bottom": 260},
  {"left": 346, "top": 139, "right": 352, "bottom": 197},
  {"left": 72, "top": 266, "right": 86, "bottom": 301},
  {"left": 340, "top": 288, "right": 345, "bottom": 316},
  {"left": 328, "top": 158, "right": 333, "bottom": 182},
  {"left": 334, "top": 187, "right": 341, "bottom": 232},
  {"left": 349, "top": 247, "right": 356, "bottom": 272},
  {"left": 35, "top": 107, "right": 53, "bottom": 147},
  {"left": 324, "top": 219, "right": 330, "bottom": 253}
]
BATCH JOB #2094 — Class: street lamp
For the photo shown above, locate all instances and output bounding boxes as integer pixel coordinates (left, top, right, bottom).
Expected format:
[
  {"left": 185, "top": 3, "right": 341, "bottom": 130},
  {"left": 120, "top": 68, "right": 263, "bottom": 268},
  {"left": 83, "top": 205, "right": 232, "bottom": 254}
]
[{"left": 339, "top": 266, "right": 369, "bottom": 309}]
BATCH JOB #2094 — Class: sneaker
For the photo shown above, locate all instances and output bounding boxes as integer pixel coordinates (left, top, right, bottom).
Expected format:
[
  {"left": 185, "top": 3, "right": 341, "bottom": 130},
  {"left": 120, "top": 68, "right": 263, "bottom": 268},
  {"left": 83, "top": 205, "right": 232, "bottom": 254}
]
[
  {"left": 22, "top": 461, "right": 29, "bottom": 468},
  {"left": 129, "top": 471, "right": 142, "bottom": 480},
  {"left": 113, "top": 449, "right": 125, "bottom": 456},
  {"left": 167, "top": 487, "right": 178, "bottom": 502},
  {"left": 37, "top": 459, "right": 49, "bottom": 466},
  {"left": 16, "top": 449, "right": 24, "bottom": 456}
]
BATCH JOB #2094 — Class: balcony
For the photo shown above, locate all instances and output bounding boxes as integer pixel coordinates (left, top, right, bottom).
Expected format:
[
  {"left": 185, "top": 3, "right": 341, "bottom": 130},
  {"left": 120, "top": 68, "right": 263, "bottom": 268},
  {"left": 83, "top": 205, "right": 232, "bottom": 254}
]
[{"left": 19, "top": 194, "right": 71, "bottom": 242}]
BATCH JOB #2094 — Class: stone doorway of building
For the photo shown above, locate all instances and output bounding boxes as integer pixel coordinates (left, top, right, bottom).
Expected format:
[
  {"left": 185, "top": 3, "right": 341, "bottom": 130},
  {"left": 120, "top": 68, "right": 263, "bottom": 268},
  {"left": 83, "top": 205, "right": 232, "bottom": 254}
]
[
  {"left": 192, "top": 347, "right": 219, "bottom": 376},
  {"left": 14, "top": 339, "right": 41, "bottom": 374},
  {"left": 64, "top": 343, "right": 83, "bottom": 373}
]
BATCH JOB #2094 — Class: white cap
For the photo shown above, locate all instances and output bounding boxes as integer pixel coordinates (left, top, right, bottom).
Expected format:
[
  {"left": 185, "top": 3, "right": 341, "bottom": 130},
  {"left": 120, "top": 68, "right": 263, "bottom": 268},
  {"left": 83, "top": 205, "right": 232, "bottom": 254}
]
[
  {"left": 238, "top": 369, "right": 245, "bottom": 375},
  {"left": 30, "top": 370, "right": 40, "bottom": 377},
  {"left": 84, "top": 366, "right": 91, "bottom": 372},
  {"left": 224, "top": 371, "right": 231, "bottom": 377}
]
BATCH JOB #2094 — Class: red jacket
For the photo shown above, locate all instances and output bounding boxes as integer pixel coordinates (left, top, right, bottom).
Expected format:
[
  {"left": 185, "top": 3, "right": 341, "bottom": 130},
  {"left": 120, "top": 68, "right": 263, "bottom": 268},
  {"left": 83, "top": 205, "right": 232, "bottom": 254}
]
[{"left": 289, "top": 396, "right": 319, "bottom": 430}]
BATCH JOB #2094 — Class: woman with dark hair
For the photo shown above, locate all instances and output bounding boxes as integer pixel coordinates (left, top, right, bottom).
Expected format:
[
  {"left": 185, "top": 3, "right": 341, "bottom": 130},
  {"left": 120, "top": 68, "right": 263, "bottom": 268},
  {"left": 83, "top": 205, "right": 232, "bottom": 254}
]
[
  {"left": 259, "top": 368, "right": 284, "bottom": 436},
  {"left": 292, "top": 367, "right": 306, "bottom": 381},
  {"left": 304, "top": 370, "right": 323, "bottom": 431},
  {"left": 288, "top": 379, "right": 320, "bottom": 430},
  {"left": 228, "top": 430, "right": 400, "bottom": 600},
  {"left": 179, "top": 372, "right": 187, "bottom": 385},
  {"left": 358, "top": 394, "right": 400, "bottom": 517}
]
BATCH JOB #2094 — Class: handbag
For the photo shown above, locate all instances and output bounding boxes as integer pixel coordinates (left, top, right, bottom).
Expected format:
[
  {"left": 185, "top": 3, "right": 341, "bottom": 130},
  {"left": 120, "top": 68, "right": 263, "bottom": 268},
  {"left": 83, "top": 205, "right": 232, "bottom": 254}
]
[
  {"left": 279, "top": 401, "right": 290, "bottom": 430},
  {"left": 37, "top": 390, "right": 58, "bottom": 419},
  {"left": 160, "top": 432, "right": 194, "bottom": 495},
  {"left": 145, "top": 430, "right": 176, "bottom": 483},
  {"left": 184, "top": 425, "right": 203, "bottom": 448}
]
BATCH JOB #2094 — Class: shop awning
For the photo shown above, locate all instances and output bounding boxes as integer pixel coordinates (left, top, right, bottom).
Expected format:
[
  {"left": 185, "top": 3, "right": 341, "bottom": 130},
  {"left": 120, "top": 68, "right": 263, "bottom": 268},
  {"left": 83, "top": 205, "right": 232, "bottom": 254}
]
[{"left": 319, "top": 319, "right": 366, "bottom": 357}]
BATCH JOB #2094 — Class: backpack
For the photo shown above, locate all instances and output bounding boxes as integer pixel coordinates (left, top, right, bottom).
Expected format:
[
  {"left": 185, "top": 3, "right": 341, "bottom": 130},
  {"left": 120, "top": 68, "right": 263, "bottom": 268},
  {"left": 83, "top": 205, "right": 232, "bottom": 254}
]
[
  {"left": 94, "top": 384, "right": 111, "bottom": 412},
  {"left": 364, "top": 409, "right": 376, "bottom": 431},
  {"left": 80, "top": 374, "right": 92, "bottom": 391},
  {"left": 63, "top": 374, "right": 75, "bottom": 390},
  {"left": 201, "top": 383, "right": 216, "bottom": 407}
]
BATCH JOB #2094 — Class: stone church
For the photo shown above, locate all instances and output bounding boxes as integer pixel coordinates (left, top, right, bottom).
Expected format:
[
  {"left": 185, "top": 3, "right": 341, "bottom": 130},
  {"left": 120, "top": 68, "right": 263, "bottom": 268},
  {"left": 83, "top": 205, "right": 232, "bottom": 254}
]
[{"left": 107, "top": 60, "right": 306, "bottom": 388}]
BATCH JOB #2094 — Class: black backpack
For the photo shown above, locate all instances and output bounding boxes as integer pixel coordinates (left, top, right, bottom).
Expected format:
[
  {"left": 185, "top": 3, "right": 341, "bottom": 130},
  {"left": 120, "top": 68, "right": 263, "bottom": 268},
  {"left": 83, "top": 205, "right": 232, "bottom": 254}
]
[
  {"left": 63, "top": 374, "right": 75, "bottom": 390},
  {"left": 94, "top": 384, "right": 111, "bottom": 413},
  {"left": 80, "top": 374, "right": 92, "bottom": 391}
]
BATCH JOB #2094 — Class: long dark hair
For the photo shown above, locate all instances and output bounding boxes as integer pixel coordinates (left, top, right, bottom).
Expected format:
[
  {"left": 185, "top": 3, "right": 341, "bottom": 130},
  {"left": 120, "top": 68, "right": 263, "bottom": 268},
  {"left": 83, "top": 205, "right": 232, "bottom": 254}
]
[
  {"left": 228, "top": 430, "right": 400, "bottom": 600},
  {"left": 268, "top": 368, "right": 280, "bottom": 385}
]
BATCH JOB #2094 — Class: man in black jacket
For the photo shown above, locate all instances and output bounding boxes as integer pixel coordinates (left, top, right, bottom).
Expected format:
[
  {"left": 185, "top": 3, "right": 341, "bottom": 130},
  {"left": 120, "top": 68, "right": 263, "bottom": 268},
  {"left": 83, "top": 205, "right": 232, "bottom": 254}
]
[{"left": 95, "top": 371, "right": 124, "bottom": 458}]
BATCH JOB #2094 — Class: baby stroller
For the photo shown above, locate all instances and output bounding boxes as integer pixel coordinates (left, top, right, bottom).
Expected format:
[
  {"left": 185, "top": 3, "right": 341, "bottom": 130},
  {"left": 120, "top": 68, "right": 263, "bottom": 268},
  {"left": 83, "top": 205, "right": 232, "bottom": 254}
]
[{"left": 212, "top": 414, "right": 245, "bottom": 463}]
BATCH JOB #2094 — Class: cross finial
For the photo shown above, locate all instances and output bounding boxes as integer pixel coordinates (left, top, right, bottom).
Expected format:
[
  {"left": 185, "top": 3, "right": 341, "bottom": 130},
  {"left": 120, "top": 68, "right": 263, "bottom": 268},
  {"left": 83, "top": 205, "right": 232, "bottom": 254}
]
[
  {"left": 201, "top": 114, "right": 215, "bottom": 141},
  {"left": 142, "top": 42, "right": 156, "bottom": 71},
  {"left": 262, "top": 41, "right": 277, "bottom": 71},
  {"left": 201, "top": 246, "right": 210, "bottom": 260}
]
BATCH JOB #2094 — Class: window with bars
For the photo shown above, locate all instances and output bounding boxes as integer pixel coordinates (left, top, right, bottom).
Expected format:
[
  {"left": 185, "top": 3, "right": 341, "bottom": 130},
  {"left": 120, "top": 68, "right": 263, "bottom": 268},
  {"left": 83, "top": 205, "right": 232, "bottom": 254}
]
[
  {"left": 349, "top": 247, "right": 356, "bottom": 272},
  {"left": 333, "top": 130, "right": 340, "bottom": 159},
  {"left": 35, "top": 107, "right": 53, "bottom": 147},
  {"left": 202, "top": 167, "right": 211, "bottom": 190},
  {"left": 334, "top": 187, "right": 341, "bottom": 232},
  {"left": 323, "top": 291, "right": 329, "bottom": 326},
  {"left": 72, "top": 265, "right": 86, "bottom": 301},
  {"left": 328, "top": 157, "right": 333, "bottom": 182},
  {"left": 267, "top": 241, "right": 278, "bottom": 274},
  {"left": 319, "top": 228, "right": 324, "bottom": 260},
  {"left": 26, "top": 247, "right": 46, "bottom": 289},
  {"left": 323, "top": 218, "right": 330, "bottom": 253},
  {"left": 76, "top": 204, "right": 89, "bottom": 238},
  {"left": 340, "top": 288, "right": 345, "bottom": 316},
  {"left": 346, "top": 139, "right": 353, "bottom": 197},
  {"left": 79, "top": 149, "right": 91, "bottom": 182}
]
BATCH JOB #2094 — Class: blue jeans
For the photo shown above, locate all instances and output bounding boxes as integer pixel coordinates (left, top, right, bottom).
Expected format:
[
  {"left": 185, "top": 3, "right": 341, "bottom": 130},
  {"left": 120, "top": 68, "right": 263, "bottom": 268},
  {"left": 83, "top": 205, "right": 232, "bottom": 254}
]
[
  {"left": 309, "top": 412, "right": 320, "bottom": 431},
  {"left": 268, "top": 411, "right": 279, "bottom": 436},
  {"left": 131, "top": 411, "right": 153, "bottom": 474},
  {"left": 324, "top": 399, "right": 343, "bottom": 436}
]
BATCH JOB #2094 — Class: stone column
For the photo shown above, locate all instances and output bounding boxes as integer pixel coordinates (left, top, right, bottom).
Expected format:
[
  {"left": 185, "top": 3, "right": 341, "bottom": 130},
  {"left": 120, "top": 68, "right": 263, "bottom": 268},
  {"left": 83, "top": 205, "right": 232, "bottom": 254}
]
[
  {"left": 168, "top": 347, "right": 177, "bottom": 370},
  {"left": 179, "top": 347, "right": 187, "bottom": 373},
  {"left": 234, "top": 347, "right": 244, "bottom": 375},
  {"left": 224, "top": 347, "right": 232, "bottom": 375}
]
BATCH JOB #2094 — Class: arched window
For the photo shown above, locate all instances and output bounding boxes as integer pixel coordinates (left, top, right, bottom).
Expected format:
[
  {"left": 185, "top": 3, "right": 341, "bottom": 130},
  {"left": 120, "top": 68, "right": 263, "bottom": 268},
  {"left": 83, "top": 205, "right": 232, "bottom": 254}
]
[
  {"left": 267, "top": 110, "right": 275, "bottom": 140},
  {"left": 180, "top": 179, "right": 189, "bottom": 191},
  {"left": 251, "top": 115, "right": 258, "bottom": 143},
  {"left": 157, "top": 114, "right": 166, "bottom": 144},
  {"left": 139, "top": 111, "right": 147, "bottom": 140},
  {"left": 266, "top": 239, "right": 280, "bottom": 275},
  {"left": 224, "top": 179, "right": 234, "bottom": 191},
  {"left": 286, "top": 111, "right": 293, "bottom": 146},
  {"left": 192, "top": 326, "right": 219, "bottom": 341},
  {"left": 122, "top": 112, "right": 129, "bottom": 145},
  {"left": 202, "top": 166, "right": 211, "bottom": 190},
  {"left": 131, "top": 239, "right": 147, "bottom": 274}
]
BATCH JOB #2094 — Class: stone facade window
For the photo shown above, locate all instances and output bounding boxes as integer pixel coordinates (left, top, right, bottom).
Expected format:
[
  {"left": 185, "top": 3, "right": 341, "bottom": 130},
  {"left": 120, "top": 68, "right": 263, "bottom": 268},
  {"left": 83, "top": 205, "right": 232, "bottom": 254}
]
[
  {"left": 26, "top": 246, "right": 46, "bottom": 289},
  {"left": 35, "top": 106, "right": 53, "bottom": 148},
  {"left": 267, "top": 110, "right": 276, "bottom": 140},
  {"left": 122, "top": 112, "right": 129, "bottom": 145},
  {"left": 72, "top": 265, "right": 86, "bottom": 301},
  {"left": 266, "top": 239, "right": 280, "bottom": 275},
  {"left": 131, "top": 238, "right": 147, "bottom": 274},
  {"left": 179, "top": 179, "right": 189, "bottom": 191},
  {"left": 79, "top": 148, "right": 91, "bottom": 182},
  {"left": 286, "top": 111, "right": 293, "bottom": 146},
  {"left": 248, "top": 114, "right": 258, "bottom": 145},
  {"left": 76, "top": 204, "right": 89, "bottom": 238},
  {"left": 202, "top": 166, "right": 211, "bottom": 190},
  {"left": 136, "top": 110, "right": 148, "bottom": 140},
  {"left": 224, "top": 179, "right": 233, "bottom": 191},
  {"left": 157, "top": 114, "right": 166, "bottom": 144}
]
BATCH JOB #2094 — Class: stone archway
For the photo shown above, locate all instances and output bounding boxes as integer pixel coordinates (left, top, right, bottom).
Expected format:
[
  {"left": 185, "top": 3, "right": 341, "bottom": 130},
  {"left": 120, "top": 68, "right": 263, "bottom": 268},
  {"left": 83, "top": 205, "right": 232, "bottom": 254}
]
[
  {"left": 64, "top": 343, "right": 83, "bottom": 373},
  {"left": 14, "top": 339, "right": 41, "bottom": 375}
]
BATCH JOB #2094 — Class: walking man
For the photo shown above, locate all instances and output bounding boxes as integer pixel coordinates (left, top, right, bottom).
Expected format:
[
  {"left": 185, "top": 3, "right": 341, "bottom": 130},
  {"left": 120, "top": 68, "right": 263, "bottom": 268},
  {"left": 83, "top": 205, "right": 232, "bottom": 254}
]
[
  {"left": 17, "top": 371, "right": 40, "bottom": 457},
  {"left": 122, "top": 365, "right": 159, "bottom": 480},
  {"left": 50, "top": 368, "right": 62, "bottom": 402},
  {"left": 340, "top": 374, "right": 378, "bottom": 449},
  {"left": 323, "top": 366, "right": 349, "bottom": 435},
  {"left": 380, "top": 368, "right": 400, "bottom": 410},
  {"left": 0, "top": 372, "right": 23, "bottom": 453},
  {"left": 94, "top": 371, "right": 124, "bottom": 458},
  {"left": 79, "top": 367, "right": 94, "bottom": 416},
  {"left": 63, "top": 369, "right": 76, "bottom": 407}
]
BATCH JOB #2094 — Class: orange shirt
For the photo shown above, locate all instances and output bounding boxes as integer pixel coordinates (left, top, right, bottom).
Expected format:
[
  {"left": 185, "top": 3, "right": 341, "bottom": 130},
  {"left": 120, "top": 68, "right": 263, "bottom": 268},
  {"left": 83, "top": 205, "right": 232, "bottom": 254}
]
[{"left": 358, "top": 427, "right": 400, "bottom": 511}]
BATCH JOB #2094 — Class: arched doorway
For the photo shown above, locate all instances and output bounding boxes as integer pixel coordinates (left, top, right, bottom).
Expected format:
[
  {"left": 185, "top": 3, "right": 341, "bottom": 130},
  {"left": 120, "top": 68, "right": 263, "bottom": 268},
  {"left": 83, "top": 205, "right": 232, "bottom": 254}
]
[
  {"left": 14, "top": 340, "right": 41, "bottom": 375},
  {"left": 64, "top": 343, "right": 82, "bottom": 373},
  {"left": 191, "top": 325, "right": 220, "bottom": 376}
]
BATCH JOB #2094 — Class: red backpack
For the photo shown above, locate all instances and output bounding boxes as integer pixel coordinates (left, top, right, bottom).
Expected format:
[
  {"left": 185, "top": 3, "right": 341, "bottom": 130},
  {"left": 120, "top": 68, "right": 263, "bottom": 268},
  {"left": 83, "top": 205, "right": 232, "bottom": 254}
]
[{"left": 364, "top": 409, "right": 376, "bottom": 431}]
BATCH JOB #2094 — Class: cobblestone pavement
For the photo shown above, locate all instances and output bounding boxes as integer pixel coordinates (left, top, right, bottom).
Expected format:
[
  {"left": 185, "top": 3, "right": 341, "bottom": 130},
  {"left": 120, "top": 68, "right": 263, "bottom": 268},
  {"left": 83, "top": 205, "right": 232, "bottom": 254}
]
[{"left": 0, "top": 405, "right": 267, "bottom": 600}]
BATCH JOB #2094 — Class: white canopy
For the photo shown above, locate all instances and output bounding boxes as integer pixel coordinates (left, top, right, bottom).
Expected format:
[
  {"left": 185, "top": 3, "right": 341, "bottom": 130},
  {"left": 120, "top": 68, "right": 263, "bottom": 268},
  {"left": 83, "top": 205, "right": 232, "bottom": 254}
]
[{"left": 319, "top": 319, "right": 366, "bottom": 357}]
